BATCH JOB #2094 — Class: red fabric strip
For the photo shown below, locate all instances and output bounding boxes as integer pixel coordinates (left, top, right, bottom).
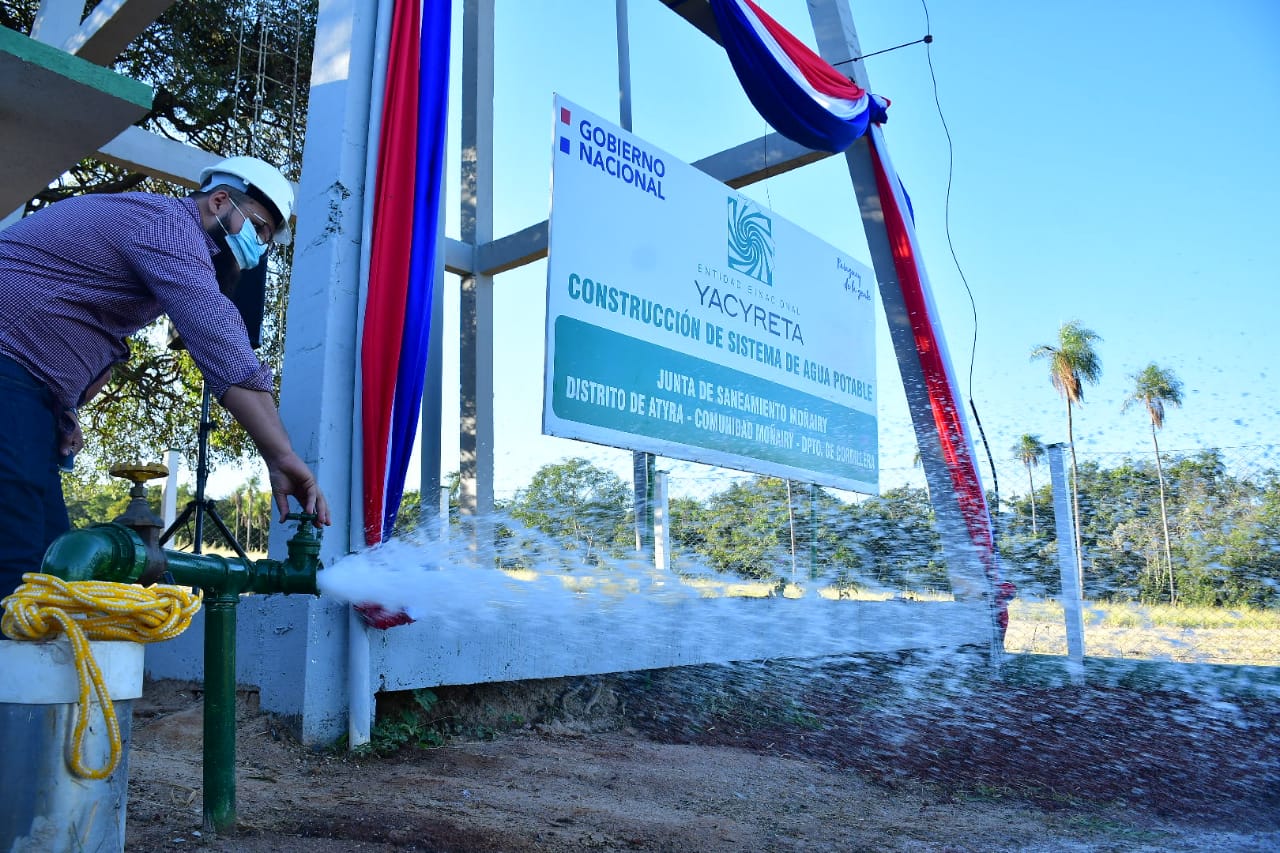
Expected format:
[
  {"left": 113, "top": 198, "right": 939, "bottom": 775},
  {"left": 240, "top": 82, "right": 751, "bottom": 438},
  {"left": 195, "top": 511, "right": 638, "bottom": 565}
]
[
  {"left": 867, "top": 134, "right": 997, "bottom": 578},
  {"left": 361, "top": 0, "right": 422, "bottom": 546}
]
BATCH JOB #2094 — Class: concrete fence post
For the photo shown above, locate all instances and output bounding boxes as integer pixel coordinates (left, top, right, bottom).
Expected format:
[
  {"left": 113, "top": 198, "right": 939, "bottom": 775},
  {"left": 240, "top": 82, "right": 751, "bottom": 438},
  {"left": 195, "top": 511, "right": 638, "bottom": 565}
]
[{"left": 1047, "top": 443, "right": 1085, "bottom": 682}]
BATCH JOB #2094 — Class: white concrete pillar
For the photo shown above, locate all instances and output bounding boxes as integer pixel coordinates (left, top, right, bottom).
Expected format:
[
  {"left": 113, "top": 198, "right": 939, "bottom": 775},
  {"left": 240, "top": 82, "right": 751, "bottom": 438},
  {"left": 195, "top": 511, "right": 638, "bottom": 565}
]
[
  {"left": 152, "top": 0, "right": 388, "bottom": 747},
  {"left": 1048, "top": 443, "right": 1086, "bottom": 681},
  {"left": 653, "top": 470, "right": 670, "bottom": 571},
  {"left": 162, "top": 448, "right": 180, "bottom": 530}
]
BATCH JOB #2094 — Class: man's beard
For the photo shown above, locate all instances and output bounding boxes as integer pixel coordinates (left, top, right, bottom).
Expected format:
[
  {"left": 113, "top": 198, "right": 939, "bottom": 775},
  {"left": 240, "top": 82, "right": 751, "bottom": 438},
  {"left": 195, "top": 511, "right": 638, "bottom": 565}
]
[{"left": 207, "top": 218, "right": 242, "bottom": 297}]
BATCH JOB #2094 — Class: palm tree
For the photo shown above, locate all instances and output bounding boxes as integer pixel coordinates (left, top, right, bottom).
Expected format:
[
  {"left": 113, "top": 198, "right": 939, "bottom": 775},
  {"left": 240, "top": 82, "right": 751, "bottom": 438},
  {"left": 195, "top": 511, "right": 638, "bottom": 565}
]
[
  {"left": 1122, "top": 363, "right": 1183, "bottom": 603},
  {"left": 911, "top": 449, "right": 931, "bottom": 502},
  {"left": 1012, "top": 434, "right": 1046, "bottom": 534},
  {"left": 1031, "top": 321, "right": 1102, "bottom": 585}
]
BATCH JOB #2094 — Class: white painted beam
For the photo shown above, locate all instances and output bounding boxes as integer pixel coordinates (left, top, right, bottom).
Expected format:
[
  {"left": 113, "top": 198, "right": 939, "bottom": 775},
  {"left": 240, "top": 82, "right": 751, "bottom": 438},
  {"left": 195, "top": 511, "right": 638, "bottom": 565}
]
[
  {"left": 0, "top": 26, "right": 152, "bottom": 212},
  {"left": 63, "top": 0, "right": 175, "bottom": 66},
  {"left": 475, "top": 220, "right": 546, "bottom": 276},
  {"left": 97, "top": 125, "right": 221, "bottom": 187},
  {"left": 444, "top": 236, "right": 475, "bottom": 275},
  {"left": 1048, "top": 444, "right": 1086, "bottom": 681},
  {"left": 30, "top": 0, "right": 83, "bottom": 46},
  {"left": 692, "top": 131, "right": 831, "bottom": 188}
]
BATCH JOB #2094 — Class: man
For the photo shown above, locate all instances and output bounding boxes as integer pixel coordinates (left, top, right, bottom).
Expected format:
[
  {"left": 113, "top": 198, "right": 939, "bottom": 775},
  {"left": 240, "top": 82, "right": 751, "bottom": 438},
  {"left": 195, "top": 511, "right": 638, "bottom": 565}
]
[{"left": 0, "top": 156, "right": 330, "bottom": 600}]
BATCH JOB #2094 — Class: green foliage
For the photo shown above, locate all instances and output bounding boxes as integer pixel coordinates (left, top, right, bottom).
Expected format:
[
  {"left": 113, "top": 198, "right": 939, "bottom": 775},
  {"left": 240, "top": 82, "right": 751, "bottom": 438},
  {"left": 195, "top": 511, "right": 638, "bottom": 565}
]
[
  {"left": 60, "top": 469, "right": 279, "bottom": 554},
  {"left": 1122, "top": 363, "right": 1183, "bottom": 430},
  {"left": 389, "top": 473, "right": 464, "bottom": 539},
  {"left": 1031, "top": 320, "right": 1103, "bottom": 405},
  {"left": 61, "top": 472, "right": 134, "bottom": 529},
  {"left": 1012, "top": 434, "right": 1046, "bottom": 469},
  {"left": 208, "top": 476, "right": 274, "bottom": 553},
  {"left": 844, "top": 486, "right": 948, "bottom": 593},
  {"left": 996, "top": 530, "right": 1057, "bottom": 595},
  {"left": 1000, "top": 450, "right": 1279, "bottom": 609},
  {"left": 390, "top": 489, "right": 424, "bottom": 539},
  {"left": 4, "top": 1, "right": 317, "bottom": 474},
  {"left": 356, "top": 690, "right": 447, "bottom": 757},
  {"left": 506, "top": 458, "right": 631, "bottom": 565},
  {"left": 694, "top": 477, "right": 793, "bottom": 581}
]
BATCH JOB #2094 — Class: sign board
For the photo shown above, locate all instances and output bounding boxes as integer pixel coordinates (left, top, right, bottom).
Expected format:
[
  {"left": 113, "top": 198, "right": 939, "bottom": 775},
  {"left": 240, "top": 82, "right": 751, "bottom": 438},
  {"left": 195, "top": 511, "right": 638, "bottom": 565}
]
[{"left": 543, "top": 96, "right": 879, "bottom": 493}]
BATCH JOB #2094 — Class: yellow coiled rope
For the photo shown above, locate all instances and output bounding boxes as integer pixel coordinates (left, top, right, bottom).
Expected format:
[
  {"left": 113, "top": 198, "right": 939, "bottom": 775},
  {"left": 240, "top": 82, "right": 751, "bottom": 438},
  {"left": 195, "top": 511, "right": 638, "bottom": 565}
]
[{"left": 1, "top": 573, "right": 202, "bottom": 780}]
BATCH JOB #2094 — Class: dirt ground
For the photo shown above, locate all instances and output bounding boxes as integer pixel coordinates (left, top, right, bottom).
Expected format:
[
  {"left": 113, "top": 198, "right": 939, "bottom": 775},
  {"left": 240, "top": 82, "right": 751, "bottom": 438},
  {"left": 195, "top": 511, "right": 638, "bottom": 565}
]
[{"left": 125, "top": 654, "right": 1280, "bottom": 852}]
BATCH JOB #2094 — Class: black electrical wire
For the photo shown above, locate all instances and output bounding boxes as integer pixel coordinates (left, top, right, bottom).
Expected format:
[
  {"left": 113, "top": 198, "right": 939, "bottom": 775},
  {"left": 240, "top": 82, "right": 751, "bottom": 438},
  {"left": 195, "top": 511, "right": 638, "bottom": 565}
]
[
  {"left": 832, "top": 34, "right": 933, "bottom": 66},
  {"left": 919, "top": 0, "right": 1000, "bottom": 517}
]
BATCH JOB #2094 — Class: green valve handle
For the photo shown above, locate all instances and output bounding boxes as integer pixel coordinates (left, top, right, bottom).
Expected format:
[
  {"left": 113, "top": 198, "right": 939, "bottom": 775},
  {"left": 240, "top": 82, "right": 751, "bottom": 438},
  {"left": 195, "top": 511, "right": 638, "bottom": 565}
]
[{"left": 281, "top": 512, "right": 323, "bottom": 592}]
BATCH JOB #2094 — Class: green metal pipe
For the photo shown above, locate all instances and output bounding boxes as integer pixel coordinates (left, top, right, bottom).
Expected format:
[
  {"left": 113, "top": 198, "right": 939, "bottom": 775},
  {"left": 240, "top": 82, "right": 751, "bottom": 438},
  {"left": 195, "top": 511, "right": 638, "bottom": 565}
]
[
  {"left": 39, "top": 514, "right": 322, "bottom": 835},
  {"left": 41, "top": 522, "right": 320, "bottom": 596},
  {"left": 203, "top": 593, "right": 238, "bottom": 833},
  {"left": 39, "top": 524, "right": 148, "bottom": 585}
]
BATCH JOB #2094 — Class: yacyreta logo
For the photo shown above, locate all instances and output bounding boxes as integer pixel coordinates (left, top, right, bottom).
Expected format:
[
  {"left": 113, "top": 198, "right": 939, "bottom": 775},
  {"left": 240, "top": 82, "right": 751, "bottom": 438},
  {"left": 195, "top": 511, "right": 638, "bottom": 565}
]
[
  {"left": 559, "top": 106, "right": 666, "bottom": 201},
  {"left": 727, "top": 197, "right": 774, "bottom": 287}
]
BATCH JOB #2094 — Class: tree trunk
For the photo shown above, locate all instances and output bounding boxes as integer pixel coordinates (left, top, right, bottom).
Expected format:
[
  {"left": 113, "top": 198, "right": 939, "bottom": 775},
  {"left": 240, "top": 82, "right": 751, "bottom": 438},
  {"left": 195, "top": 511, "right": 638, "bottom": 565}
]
[
  {"left": 1066, "top": 402, "right": 1085, "bottom": 597},
  {"left": 1152, "top": 423, "right": 1175, "bottom": 604},
  {"left": 785, "top": 480, "right": 797, "bottom": 584}
]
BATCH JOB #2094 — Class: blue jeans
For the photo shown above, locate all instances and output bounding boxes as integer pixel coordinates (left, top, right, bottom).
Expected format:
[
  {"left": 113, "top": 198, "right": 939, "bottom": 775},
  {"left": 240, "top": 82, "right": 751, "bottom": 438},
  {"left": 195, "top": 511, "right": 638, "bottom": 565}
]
[{"left": 0, "top": 353, "right": 69, "bottom": 600}]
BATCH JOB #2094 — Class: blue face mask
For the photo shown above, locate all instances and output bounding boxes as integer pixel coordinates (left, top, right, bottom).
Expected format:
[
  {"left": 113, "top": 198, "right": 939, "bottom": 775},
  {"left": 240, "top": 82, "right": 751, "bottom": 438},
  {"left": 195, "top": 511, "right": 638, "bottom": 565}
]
[{"left": 219, "top": 200, "right": 268, "bottom": 271}]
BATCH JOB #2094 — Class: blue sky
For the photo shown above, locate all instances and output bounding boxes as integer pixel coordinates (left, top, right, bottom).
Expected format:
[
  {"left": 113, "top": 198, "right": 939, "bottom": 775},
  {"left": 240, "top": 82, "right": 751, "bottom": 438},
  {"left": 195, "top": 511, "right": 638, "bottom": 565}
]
[
  {"left": 418, "top": 0, "right": 1280, "bottom": 504},
  {"left": 341, "top": 0, "right": 1280, "bottom": 509}
]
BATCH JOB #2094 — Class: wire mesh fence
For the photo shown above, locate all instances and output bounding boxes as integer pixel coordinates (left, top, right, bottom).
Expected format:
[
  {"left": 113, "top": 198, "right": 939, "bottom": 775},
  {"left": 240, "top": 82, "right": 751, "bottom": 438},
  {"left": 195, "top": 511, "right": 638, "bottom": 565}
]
[{"left": 416, "top": 439, "right": 1279, "bottom": 610}]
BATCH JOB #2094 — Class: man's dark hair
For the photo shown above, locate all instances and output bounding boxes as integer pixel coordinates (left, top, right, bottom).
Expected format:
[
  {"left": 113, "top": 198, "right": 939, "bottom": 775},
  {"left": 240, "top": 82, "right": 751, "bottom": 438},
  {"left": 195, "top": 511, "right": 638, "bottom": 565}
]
[{"left": 193, "top": 184, "right": 282, "bottom": 233}]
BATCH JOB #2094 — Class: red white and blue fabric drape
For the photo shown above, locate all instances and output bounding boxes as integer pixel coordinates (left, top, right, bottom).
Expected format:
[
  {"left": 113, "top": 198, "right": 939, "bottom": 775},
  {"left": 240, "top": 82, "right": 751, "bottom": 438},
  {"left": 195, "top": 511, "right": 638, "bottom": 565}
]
[
  {"left": 708, "top": 0, "right": 888, "bottom": 153},
  {"left": 709, "top": 0, "right": 997, "bottom": 579},
  {"left": 361, "top": 0, "right": 450, "bottom": 546},
  {"left": 867, "top": 135, "right": 997, "bottom": 577}
]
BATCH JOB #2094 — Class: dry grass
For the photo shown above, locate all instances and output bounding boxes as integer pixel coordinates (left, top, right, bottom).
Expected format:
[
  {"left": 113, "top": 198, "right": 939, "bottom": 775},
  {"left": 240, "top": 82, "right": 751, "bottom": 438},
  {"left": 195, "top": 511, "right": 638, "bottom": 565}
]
[{"left": 1005, "top": 599, "right": 1280, "bottom": 665}]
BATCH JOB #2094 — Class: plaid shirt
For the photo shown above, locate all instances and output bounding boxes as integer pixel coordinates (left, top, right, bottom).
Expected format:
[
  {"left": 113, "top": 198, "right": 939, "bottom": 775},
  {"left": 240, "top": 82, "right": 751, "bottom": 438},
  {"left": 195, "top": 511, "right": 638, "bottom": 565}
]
[{"left": 0, "top": 193, "right": 272, "bottom": 411}]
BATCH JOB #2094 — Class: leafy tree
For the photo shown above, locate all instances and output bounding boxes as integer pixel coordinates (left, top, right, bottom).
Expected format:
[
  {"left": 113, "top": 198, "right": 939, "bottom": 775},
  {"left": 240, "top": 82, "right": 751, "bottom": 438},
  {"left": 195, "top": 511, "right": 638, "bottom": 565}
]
[
  {"left": 390, "top": 490, "right": 425, "bottom": 539},
  {"left": 1160, "top": 451, "right": 1267, "bottom": 607},
  {"left": 1074, "top": 458, "right": 1162, "bottom": 601},
  {"left": 1122, "top": 363, "right": 1184, "bottom": 602},
  {"left": 1031, "top": 320, "right": 1102, "bottom": 586},
  {"left": 996, "top": 529, "right": 1058, "bottom": 597},
  {"left": 1222, "top": 472, "right": 1280, "bottom": 608},
  {"left": 1012, "top": 434, "right": 1046, "bottom": 534},
  {"left": 3, "top": 1, "right": 317, "bottom": 477},
  {"left": 507, "top": 458, "right": 630, "bottom": 565},
  {"left": 226, "top": 475, "right": 273, "bottom": 554},
  {"left": 667, "top": 495, "right": 711, "bottom": 573},
  {"left": 604, "top": 449, "right": 1277, "bottom": 607},
  {"left": 842, "top": 487, "right": 947, "bottom": 594},
  {"left": 61, "top": 471, "right": 134, "bottom": 531},
  {"left": 694, "top": 477, "right": 794, "bottom": 583}
]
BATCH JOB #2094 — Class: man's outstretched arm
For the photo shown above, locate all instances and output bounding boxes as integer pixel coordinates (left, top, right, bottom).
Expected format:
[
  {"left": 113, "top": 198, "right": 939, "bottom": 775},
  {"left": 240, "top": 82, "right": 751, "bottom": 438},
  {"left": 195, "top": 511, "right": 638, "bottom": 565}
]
[{"left": 220, "top": 385, "right": 331, "bottom": 526}]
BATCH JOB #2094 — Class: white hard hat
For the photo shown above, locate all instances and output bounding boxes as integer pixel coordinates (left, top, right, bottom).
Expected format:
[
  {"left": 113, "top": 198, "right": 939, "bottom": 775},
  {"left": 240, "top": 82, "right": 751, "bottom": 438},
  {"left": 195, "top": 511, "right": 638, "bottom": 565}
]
[{"left": 198, "top": 156, "right": 295, "bottom": 245}]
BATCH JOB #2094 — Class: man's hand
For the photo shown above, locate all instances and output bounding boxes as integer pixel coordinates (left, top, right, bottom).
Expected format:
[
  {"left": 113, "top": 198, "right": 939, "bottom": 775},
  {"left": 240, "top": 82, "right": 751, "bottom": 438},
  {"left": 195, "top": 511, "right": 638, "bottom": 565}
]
[
  {"left": 58, "top": 409, "right": 83, "bottom": 457},
  {"left": 266, "top": 450, "right": 332, "bottom": 526},
  {"left": 220, "top": 386, "right": 332, "bottom": 528}
]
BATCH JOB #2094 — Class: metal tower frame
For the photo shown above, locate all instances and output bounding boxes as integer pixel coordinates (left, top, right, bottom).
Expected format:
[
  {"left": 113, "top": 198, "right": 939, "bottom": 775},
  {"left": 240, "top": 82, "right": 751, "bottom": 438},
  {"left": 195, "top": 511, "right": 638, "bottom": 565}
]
[{"left": 448, "top": 0, "right": 995, "bottom": 606}]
